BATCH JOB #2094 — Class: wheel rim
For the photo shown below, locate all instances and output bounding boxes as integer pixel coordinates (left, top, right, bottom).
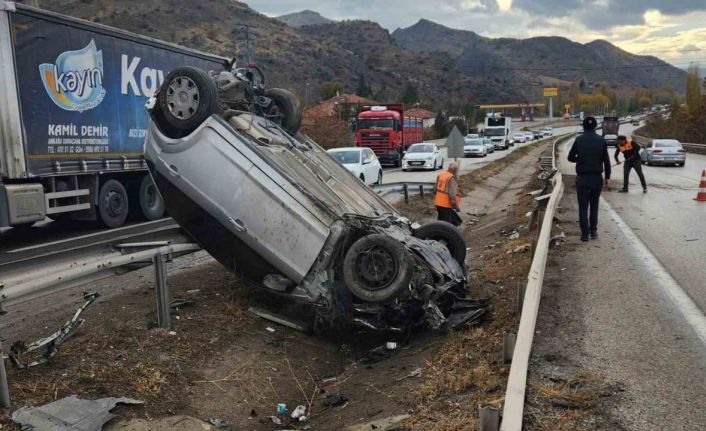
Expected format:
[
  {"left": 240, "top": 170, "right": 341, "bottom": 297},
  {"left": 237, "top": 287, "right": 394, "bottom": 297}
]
[
  {"left": 354, "top": 246, "right": 399, "bottom": 290},
  {"left": 166, "top": 76, "right": 200, "bottom": 120},
  {"left": 103, "top": 190, "right": 125, "bottom": 218},
  {"left": 144, "top": 183, "right": 160, "bottom": 211}
]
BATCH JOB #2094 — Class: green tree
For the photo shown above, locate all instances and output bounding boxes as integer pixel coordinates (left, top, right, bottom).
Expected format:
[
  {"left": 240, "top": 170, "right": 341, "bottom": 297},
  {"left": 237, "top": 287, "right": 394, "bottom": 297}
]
[
  {"left": 356, "top": 74, "right": 372, "bottom": 98},
  {"left": 320, "top": 81, "right": 344, "bottom": 100},
  {"left": 434, "top": 111, "right": 449, "bottom": 137},
  {"left": 685, "top": 63, "right": 702, "bottom": 114},
  {"left": 401, "top": 83, "right": 419, "bottom": 105}
]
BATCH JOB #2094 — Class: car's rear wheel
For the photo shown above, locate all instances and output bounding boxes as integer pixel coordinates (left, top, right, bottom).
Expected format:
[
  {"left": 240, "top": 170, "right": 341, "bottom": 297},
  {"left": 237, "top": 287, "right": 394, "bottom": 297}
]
[
  {"left": 413, "top": 221, "right": 466, "bottom": 268},
  {"left": 343, "top": 234, "right": 413, "bottom": 303},
  {"left": 432, "top": 160, "right": 437, "bottom": 170},
  {"left": 264, "top": 88, "right": 302, "bottom": 135},
  {"left": 376, "top": 170, "right": 383, "bottom": 185},
  {"left": 155, "top": 66, "right": 220, "bottom": 138},
  {"left": 678, "top": 162, "right": 685, "bottom": 167},
  {"left": 359, "top": 173, "right": 365, "bottom": 183}
]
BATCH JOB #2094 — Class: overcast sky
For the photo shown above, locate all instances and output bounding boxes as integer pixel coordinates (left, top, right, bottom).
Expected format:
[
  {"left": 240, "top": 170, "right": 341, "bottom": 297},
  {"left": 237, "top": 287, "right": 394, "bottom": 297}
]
[{"left": 247, "top": 0, "right": 706, "bottom": 67}]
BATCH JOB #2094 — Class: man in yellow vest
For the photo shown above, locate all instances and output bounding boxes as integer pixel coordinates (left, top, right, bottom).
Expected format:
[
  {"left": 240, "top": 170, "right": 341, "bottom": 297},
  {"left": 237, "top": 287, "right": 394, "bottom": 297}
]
[{"left": 434, "top": 161, "right": 462, "bottom": 225}]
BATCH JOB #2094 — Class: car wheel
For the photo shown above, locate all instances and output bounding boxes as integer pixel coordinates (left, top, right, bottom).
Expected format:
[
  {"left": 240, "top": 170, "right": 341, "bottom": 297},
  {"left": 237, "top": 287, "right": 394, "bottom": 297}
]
[
  {"left": 264, "top": 88, "right": 302, "bottom": 135},
  {"left": 376, "top": 170, "right": 383, "bottom": 184},
  {"left": 138, "top": 175, "right": 166, "bottom": 220},
  {"left": 645, "top": 157, "right": 650, "bottom": 166},
  {"left": 359, "top": 173, "right": 365, "bottom": 183},
  {"left": 155, "top": 66, "right": 219, "bottom": 138},
  {"left": 98, "top": 179, "right": 129, "bottom": 228},
  {"left": 413, "top": 221, "right": 467, "bottom": 268},
  {"left": 678, "top": 162, "right": 685, "bottom": 167},
  {"left": 342, "top": 234, "right": 413, "bottom": 303},
  {"left": 440, "top": 159, "right": 444, "bottom": 169},
  {"left": 432, "top": 160, "right": 437, "bottom": 171}
]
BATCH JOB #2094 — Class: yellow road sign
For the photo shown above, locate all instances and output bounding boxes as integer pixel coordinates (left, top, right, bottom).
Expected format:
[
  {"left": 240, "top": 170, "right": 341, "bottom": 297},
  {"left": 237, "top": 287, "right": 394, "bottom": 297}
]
[{"left": 543, "top": 87, "right": 559, "bottom": 97}]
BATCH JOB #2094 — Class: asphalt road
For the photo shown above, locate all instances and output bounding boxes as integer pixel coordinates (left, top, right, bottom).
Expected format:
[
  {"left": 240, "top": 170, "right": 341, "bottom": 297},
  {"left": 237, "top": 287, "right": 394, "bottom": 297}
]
[
  {"left": 558, "top": 123, "right": 706, "bottom": 312},
  {"left": 383, "top": 122, "right": 549, "bottom": 184}
]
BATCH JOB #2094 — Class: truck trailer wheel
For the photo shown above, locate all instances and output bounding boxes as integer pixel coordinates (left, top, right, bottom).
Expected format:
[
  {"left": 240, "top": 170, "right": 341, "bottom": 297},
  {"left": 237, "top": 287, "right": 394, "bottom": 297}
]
[
  {"left": 139, "top": 175, "right": 166, "bottom": 220},
  {"left": 342, "top": 234, "right": 412, "bottom": 303},
  {"left": 98, "top": 179, "right": 129, "bottom": 228},
  {"left": 156, "top": 66, "right": 219, "bottom": 137},
  {"left": 413, "top": 221, "right": 467, "bottom": 267},
  {"left": 264, "top": 88, "right": 302, "bottom": 135}
]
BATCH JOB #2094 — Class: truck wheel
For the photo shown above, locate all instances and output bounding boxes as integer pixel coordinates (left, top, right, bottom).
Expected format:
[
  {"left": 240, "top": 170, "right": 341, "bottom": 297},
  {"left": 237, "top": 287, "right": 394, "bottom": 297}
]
[
  {"left": 139, "top": 175, "right": 166, "bottom": 220},
  {"left": 156, "top": 66, "right": 219, "bottom": 137},
  {"left": 343, "top": 234, "right": 412, "bottom": 303},
  {"left": 264, "top": 88, "right": 302, "bottom": 135},
  {"left": 413, "top": 221, "right": 467, "bottom": 267},
  {"left": 98, "top": 179, "right": 129, "bottom": 228}
]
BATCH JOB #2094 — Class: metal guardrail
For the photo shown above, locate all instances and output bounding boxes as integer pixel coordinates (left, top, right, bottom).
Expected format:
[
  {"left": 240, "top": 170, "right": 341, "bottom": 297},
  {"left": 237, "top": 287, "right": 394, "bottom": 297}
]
[
  {"left": 499, "top": 135, "right": 569, "bottom": 431},
  {"left": 371, "top": 181, "right": 435, "bottom": 201}
]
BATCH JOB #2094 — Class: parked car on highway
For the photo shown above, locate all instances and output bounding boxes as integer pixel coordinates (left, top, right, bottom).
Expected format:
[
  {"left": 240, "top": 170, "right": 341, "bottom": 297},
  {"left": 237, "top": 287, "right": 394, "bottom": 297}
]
[
  {"left": 145, "top": 66, "right": 481, "bottom": 333},
  {"left": 641, "top": 139, "right": 686, "bottom": 167},
  {"left": 531, "top": 130, "right": 543, "bottom": 140},
  {"left": 402, "top": 143, "right": 444, "bottom": 171},
  {"left": 631, "top": 119, "right": 640, "bottom": 126},
  {"left": 524, "top": 131, "right": 535, "bottom": 141},
  {"left": 464, "top": 138, "right": 488, "bottom": 157},
  {"left": 483, "top": 138, "right": 495, "bottom": 153},
  {"left": 512, "top": 133, "right": 527, "bottom": 143},
  {"left": 328, "top": 147, "right": 383, "bottom": 185}
]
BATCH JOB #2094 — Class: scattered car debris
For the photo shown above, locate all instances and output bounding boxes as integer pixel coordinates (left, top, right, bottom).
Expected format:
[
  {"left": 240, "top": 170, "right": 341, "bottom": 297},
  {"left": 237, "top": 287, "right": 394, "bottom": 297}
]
[
  {"left": 270, "top": 416, "right": 283, "bottom": 425},
  {"left": 510, "top": 244, "right": 531, "bottom": 254},
  {"left": 385, "top": 341, "right": 398, "bottom": 350},
  {"left": 170, "top": 298, "right": 195, "bottom": 309},
  {"left": 248, "top": 306, "right": 309, "bottom": 333},
  {"left": 395, "top": 367, "right": 423, "bottom": 381},
  {"left": 346, "top": 414, "right": 410, "bottom": 431},
  {"left": 208, "top": 418, "right": 232, "bottom": 428},
  {"left": 508, "top": 230, "right": 520, "bottom": 240},
  {"left": 550, "top": 232, "right": 567, "bottom": 246},
  {"left": 277, "top": 403, "right": 287, "bottom": 414},
  {"left": 9, "top": 292, "right": 99, "bottom": 368},
  {"left": 266, "top": 327, "right": 276, "bottom": 333},
  {"left": 11, "top": 395, "right": 142, "bottom": 431},
  {"left": 321, "top": 394, "right": 348, "bottom": 407},
  {"left": 290, "top": 405, "right": 307, "bottom": 421}
]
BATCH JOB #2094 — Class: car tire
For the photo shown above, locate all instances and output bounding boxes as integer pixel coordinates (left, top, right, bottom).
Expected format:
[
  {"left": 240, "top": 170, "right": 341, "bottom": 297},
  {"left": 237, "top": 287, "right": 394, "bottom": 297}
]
[
  {"left": 645, "top": 158, "right": 650, "bottom": 166},
  {"left": 264, "top": 88, "right": 302, "bottom": 135},
  {"left": 156, "top": 66, "right": 219, "bottom": 138},
  {"left": 440, "top": 159, "right": 444, "bottom": 169},
  {"left": 138, "top": 175, "right": 166, "bottom": 220},
  {"left": 359, "top": 173, "right": 365, "bottom": 183},
  {"left": 376, "top": 170, "right": 383, "bottom": 185},
  {"left": 432, "top": 160, "right": 437, "bottom": 170},
  {"left": 98, "top": 179, "right": 129, "bottom": 228},
  {"left": 678, "top": 162, "right": 685, "bottom": 167},
  {"left": 343, "top": 234, "right": 413, "bottom": 303},
  {"left": 413, "top": 221, "right": 466, "bottom": 268}
]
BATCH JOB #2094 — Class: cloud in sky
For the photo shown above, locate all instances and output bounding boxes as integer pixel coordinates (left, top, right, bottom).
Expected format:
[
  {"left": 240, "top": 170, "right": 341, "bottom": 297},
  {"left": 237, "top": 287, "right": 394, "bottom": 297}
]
[{"left": 246, "top": 0, "right": 706, "bottom": 66}]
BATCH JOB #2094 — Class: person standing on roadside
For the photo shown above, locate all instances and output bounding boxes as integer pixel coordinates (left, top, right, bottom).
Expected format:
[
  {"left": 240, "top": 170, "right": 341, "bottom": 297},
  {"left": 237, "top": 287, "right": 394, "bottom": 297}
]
[
  {"left": 434, "top": 161, "right": 462, "bottom": 226},
  {"left": 614, "top": 135, "right": 647, "bottom": 193},
  {"left": 568, "top": 116, "right": 611, "bottom": 241}
]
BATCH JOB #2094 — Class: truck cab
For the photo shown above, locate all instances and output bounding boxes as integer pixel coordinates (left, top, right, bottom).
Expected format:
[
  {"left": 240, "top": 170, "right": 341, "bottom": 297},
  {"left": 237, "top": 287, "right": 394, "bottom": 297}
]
[
  {"left": 354, "top": 104, "right": 422, "bottom": 167},
  {"left": 484, "top": 115, "right": 511, "bottom": 150}
]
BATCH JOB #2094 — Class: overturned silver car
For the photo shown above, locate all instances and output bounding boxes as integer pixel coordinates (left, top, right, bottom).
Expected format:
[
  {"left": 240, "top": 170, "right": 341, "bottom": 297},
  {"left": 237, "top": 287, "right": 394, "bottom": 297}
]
[{"left": 144, "top": 65, "right": 486, "bottom": 332}]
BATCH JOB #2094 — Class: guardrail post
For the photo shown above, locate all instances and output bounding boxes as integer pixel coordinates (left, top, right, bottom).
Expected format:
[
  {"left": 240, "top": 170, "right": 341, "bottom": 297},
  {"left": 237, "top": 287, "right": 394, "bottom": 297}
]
[
  {"left": 403, "top": 183, "right": 409, "bottom": 204},
  {"left": 153, "top": 254, "right": 172, "bottom": 330},
  {"left": 0, "top": 340, "right": 10, "bottom": 412},
  {"left": 503, "top": 332, "right": 516, "bottom": 364},
  {"left": 419, "top": 184, "right": 424, "bottom": 199},
  {"left": 479, "top": 405, "right": 500, "bottom": 431}
]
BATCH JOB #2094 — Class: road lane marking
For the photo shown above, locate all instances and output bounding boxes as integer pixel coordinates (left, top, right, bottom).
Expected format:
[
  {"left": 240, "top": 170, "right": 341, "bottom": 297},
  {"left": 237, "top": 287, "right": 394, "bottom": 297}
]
[{"left": 602, "top": 197, "right": 706, "bottom": 346}]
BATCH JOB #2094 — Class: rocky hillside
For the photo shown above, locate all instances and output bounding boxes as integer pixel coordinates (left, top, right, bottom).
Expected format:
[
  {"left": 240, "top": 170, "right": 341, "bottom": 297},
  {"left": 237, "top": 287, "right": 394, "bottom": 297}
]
[
  {"left": 25, "top": 1, "right": 686, "bottom": 108},
  {"left": 276, "top": 10, "right": 333, "bottom": 28},
  {"left": 393, "top": 19, "right": 687, "bottom": 91}
]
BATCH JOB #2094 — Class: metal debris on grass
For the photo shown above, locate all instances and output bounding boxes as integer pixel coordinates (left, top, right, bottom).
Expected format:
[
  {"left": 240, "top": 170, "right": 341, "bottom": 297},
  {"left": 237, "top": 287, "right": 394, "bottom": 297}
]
[
  {"left": 9, "top": 292, "right": 99, "bottom": 369},
  {"left": 11, "top": 395, "right": 142, "bottom": 431}
]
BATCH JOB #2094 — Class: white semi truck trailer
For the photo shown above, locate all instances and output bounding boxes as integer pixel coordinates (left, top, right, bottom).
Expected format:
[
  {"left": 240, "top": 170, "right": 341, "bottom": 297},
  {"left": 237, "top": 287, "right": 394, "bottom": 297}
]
[{"left": 0, "top": 1, "right": 228, "bottom": 228}]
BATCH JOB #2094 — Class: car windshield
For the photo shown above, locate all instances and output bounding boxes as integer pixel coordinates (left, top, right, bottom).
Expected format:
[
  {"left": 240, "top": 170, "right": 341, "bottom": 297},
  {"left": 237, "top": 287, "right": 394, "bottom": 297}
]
[
  {"left": 408, "top": 144, "right": 433, "bottom": 153},
  {"left": 655, "top": 141, "right": 680, "bottom": 148},
  {"left": 485, "top": 129, "right": 505, "bottom": 136},
  {"left": 466, "top": 139, "right": 484, "bottom": 146},
  {"left": 358, "top": 119, "right": 394, "bottom": 129},
  {"left": 513, "top": 134, "right": 524, "bottom": 138},
  {"left": 330, "top": 150, "right": 361, "bottom": 164}
]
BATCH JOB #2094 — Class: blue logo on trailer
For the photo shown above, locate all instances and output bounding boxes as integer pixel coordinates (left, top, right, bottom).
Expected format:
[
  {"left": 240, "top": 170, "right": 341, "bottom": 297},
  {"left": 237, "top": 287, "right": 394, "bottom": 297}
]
[{"left": 38, "top": 40, "right": 106, "bottom": 112}]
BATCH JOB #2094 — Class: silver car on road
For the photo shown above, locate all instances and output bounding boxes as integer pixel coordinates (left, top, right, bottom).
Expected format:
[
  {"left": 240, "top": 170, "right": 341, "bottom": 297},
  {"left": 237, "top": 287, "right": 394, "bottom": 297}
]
[{"left": 641, "top": 139, "right": 686, "bottom": 167}]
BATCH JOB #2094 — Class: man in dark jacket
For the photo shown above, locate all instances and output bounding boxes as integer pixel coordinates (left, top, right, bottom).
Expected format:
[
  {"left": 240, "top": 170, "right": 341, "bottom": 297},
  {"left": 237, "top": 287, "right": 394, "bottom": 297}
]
[
  {"left": 614, "top": 135, "right": 647, "bottom": 193},
  {"left": 568, "top": 116, "right": 611, "bottom": 241}
]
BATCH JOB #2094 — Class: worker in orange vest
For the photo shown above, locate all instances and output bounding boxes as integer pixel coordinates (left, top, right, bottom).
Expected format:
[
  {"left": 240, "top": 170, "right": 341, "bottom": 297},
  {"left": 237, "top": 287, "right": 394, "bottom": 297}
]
[
  {"left": 614, "top": 135, "right": 647, "bottom": 193},
  {"left": 434, "top": 161, "right": 462, "bottom": 225}
]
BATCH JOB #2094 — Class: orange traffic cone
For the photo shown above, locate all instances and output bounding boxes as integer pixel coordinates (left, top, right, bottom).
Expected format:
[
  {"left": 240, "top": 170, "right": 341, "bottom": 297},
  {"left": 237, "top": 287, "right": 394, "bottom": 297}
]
[{"left": 695, "top": 169, "right": 706, "bottom": 201}]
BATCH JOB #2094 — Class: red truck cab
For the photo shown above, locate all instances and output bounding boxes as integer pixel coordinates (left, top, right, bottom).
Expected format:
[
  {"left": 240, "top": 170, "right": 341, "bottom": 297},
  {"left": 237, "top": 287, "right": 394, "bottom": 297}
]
[{"left": 355, "top": 104, "right": 422, "bottom": 167}]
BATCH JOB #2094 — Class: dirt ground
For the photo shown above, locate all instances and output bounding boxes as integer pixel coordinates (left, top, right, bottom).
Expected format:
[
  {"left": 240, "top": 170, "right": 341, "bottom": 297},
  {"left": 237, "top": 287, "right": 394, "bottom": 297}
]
[{"left": 3, "top": 143, "right": 556, "bottom": 430}]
